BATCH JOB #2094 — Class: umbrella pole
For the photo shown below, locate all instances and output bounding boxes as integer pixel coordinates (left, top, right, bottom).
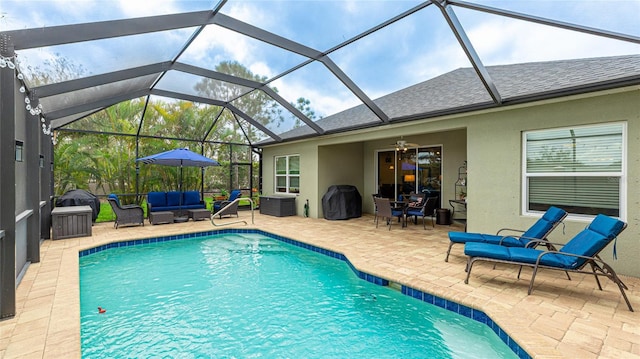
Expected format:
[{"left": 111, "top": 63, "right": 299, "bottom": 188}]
[
  {"left": 175, "top": 163, "right": 188, "bottom": 222},
  {"left": 179, "top": 164, "right": 183, "bottom": 210}
]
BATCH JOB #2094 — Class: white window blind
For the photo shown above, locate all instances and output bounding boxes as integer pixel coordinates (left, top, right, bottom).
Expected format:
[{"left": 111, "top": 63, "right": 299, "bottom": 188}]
[{"left": 524, "top": 123, "right": 624, "bottom": 217}]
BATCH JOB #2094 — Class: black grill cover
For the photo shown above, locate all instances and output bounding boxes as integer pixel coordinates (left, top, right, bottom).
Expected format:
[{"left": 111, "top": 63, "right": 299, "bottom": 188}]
[
  {"left": 55, "top": 189, "right": 100, "bottom": 222},
  {"left": 322, "top": 185, "right": 362, "bottom": 220}
]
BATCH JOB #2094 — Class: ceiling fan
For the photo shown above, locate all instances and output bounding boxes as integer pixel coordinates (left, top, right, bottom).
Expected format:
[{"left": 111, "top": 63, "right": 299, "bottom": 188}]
[{"left": 392, "top": 137, "right": 420, "bottom": 152}]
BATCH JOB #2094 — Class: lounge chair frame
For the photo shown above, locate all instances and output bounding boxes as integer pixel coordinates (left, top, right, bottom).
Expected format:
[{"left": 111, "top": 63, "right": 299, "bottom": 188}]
[{"left": 465, "top": 224, "right": 633, "bottom": 311}]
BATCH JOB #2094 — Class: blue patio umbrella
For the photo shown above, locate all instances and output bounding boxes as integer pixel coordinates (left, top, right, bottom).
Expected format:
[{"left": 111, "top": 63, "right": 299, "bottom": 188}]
[{"left": 136, "top": 148, "right": 220, "bottom": 209}]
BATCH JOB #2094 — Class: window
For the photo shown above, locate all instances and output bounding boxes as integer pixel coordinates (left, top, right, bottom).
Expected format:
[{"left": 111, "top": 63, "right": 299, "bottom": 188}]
[
  {"left": 275, "top": 155, "right": 300, "bottom": 194},
  {"left": 523, "top": 123, "right": 625, "bottom": 218}
]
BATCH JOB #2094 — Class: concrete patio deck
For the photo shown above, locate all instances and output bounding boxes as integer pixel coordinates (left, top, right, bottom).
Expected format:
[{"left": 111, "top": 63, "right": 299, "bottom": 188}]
[{"left": 1, "top": 212, "right": 639, "bottom": 358}]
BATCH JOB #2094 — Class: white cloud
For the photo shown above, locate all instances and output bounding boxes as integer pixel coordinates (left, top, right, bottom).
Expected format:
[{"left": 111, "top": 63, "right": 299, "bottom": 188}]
[
  {"left": 179, "top": 24, "right": 256, "bottom": 73},
  {"left": 249, "top": 62, "right": 274, "bottom": 78},
  {"left": 467, "top": 18, "right": 640, "bottom": 65},
  {"left": 272, "top": 77, "right": 361, "bottom": 118},
  {"left": 117, "top": 0, "right": 181, "bottom": 18}
]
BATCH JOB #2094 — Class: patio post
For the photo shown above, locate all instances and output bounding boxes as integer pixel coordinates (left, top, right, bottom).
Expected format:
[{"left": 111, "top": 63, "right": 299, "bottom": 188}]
[{"left": 0, "top": 44, "right": 17, "bottom": 319}]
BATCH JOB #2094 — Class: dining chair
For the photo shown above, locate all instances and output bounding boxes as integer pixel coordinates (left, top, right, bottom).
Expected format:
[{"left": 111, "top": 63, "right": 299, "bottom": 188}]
[
  {"left": 374, "top": 197, "right": 404, "bottom": 230},
  {"left": 406, "top": 196, "right": 438, "bottom": 229}
]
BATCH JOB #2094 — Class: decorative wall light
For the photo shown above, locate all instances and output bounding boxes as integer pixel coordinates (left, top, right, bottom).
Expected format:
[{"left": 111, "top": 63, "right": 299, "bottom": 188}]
[
  {"left": 1, "top": 54, "right": 52, "bottom": 141},
  {"left": 15, "top": 140, "right": 24, "bottom": 162},
  {"left": 0, "top": 55, "right": 16, "bottom": 69}
]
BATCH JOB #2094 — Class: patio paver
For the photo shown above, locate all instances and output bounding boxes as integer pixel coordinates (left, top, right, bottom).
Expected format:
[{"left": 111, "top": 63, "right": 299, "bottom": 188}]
[{"left": 1, "top": 213, "right": 638, "bottom": 358}]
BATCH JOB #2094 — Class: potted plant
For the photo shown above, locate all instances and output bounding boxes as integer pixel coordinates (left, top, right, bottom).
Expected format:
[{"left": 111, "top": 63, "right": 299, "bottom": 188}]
[{"left": 215, "top": 189, "right": 228, "bottom": 201}]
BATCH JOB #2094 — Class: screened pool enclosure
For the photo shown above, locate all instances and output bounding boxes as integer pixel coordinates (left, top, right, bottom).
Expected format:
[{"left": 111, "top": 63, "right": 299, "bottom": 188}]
[{"left": 1, "top": 0, "right": 639, "bottom": 319}]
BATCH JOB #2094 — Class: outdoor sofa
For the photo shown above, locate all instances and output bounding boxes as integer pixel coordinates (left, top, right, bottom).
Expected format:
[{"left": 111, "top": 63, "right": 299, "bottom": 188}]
[{"left": 146, "top": 190, "right": 206, "bottom": 214}]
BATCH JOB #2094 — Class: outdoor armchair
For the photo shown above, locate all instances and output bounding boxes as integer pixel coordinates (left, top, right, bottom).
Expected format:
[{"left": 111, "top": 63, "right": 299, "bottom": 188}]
[
  {"left": 107, "top": 194, "right": 144, "bottom": 229},
  {"left": 213, "top": 189, "right": 242, "bottom": 214},
  {"left": 212, "top": 200, "right": 240, "bottom": 219},
  {"left": 445, "top": 206, "right": 567, "bottom": 262},
  {"left": 464, "top": 214, "right": 632, "bottom": 311}
]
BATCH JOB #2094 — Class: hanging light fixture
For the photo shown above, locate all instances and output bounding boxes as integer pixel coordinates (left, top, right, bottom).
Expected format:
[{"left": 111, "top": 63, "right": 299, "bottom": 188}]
[
  {"left": 2, "top": 54, "right": 51, "bottom": 139},
  {"left": 392, "top": 137, "right": 419, "bottom": 152}
]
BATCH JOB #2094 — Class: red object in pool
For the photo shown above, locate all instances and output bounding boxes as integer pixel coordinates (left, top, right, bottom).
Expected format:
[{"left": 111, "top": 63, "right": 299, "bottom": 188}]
[{"left": 98, "top": 307, "right": 106, "bottom": 314}]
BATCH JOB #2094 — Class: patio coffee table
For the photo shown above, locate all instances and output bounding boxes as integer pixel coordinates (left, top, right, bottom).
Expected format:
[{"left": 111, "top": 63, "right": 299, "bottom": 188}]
[
  {"left": 188, "top": 208, "right": 211, "bottom": 221},
  {"left": 149, "top": 211, "right": 174, "bottom": 225}
]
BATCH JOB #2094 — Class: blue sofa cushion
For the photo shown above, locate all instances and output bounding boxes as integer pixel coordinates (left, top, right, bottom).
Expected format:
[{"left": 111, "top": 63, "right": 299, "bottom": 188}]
[
  {"left": 108, "top": 193, "right": 121, "bottom": 207},
  {"left": 148, "top": 192, "right": 167, "bottom": 207},
  {"left": 183, "top": 191, "right": 201, "bottom": 206},
  {"left": 229, "top": 189, "right": 242, "bottom": 201},
  {"left": 147, "top": 191, "right": 206, "bottom": 212},
  {"left": 181, "top": 204, "right": 204, "bottom": 210},
  {"left": 167, "top": 191, "right": 181, "bottom": 206}
]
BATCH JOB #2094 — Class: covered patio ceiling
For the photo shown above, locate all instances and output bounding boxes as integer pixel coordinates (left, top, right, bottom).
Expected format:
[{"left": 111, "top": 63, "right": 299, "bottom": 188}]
[{"left": 1, "top": 0, "right": 639, "bottom": 146}]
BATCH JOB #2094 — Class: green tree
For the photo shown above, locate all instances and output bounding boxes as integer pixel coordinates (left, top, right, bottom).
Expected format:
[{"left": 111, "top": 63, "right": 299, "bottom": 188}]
[
  {"left": 194, "top": 60, "right": 283, "bottom": 146},
  {"left": 46, "top": 57, "right": 275, "bottom": 198},
  {"left": 53, "top": 133, "right": 100, "bottom": 195},
  {"left": 290, "top": 97, "right": 322, "bottom": 128}
]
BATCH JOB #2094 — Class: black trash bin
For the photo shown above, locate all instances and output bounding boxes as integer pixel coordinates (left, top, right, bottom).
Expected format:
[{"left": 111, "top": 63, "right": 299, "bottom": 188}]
[{"left": 436, "top": 208, "right": 451, "bottom": 225}]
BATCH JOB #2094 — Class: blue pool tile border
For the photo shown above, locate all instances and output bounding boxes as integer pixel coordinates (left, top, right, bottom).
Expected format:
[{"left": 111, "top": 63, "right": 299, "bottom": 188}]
[{"left": 79, "top": 228, "right": 530, "bottom": 358}]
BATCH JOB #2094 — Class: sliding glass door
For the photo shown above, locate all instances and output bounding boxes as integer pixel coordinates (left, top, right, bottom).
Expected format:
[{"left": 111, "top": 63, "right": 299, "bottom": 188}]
[{"left": 377, "top": 146, "right": 442, "bottom": 205}]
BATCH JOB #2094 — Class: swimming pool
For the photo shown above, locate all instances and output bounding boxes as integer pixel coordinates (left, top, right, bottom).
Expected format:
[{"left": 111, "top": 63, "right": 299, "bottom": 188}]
[{"left": 80, "top": 230, "right": 527, "bottom": 358}]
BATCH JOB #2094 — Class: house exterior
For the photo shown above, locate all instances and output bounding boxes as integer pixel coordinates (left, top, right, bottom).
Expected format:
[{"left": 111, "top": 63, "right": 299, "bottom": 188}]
[{"left": 259, "top": 55, "right": 640, "bottom": 277}]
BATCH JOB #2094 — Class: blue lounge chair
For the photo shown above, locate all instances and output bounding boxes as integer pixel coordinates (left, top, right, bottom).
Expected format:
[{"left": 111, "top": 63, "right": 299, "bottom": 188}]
[
  {"left": 464, "top": 214, "right": 632, "bottom": 311},
  {"left": 445, "top": 206, "right": 567, "bottom": 262}
]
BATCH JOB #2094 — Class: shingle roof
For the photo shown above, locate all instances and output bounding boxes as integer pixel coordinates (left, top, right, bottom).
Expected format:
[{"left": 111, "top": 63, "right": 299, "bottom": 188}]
[{"left": 268, "top": 55, "right": 640, "bottom": 144}]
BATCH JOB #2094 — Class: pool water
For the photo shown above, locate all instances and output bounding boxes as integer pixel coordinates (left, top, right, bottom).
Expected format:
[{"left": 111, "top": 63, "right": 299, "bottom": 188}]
[{"left": 80, "top": 233, "right": 518, "bottom": 358}]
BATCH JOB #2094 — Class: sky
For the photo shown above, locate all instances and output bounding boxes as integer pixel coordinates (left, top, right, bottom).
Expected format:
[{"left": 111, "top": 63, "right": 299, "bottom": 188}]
[{"left": 2, "top": 0, "right": 639, "bottom": 123}]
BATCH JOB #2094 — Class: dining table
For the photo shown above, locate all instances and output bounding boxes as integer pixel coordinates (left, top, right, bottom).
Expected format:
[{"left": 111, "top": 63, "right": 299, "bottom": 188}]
[{"left": 390, "top": 199, "right": 413, "bottom": 227}]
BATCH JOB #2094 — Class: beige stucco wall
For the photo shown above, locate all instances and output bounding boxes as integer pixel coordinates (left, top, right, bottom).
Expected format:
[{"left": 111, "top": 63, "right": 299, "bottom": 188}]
[
  {"left": 361, "top": 130, "right": 467, "bottom": 214},
  {"left": 261, "top": 141, "right": 319, "bottom": 218},
  {"left": 261, "top": 86, "right": 640, "bottom": 276},
  {"left": 466, "top": 88, "right": 640, "bottom": 276},
  {"left": 317, "top": 143, "right": 364, "bottom": 218}
]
